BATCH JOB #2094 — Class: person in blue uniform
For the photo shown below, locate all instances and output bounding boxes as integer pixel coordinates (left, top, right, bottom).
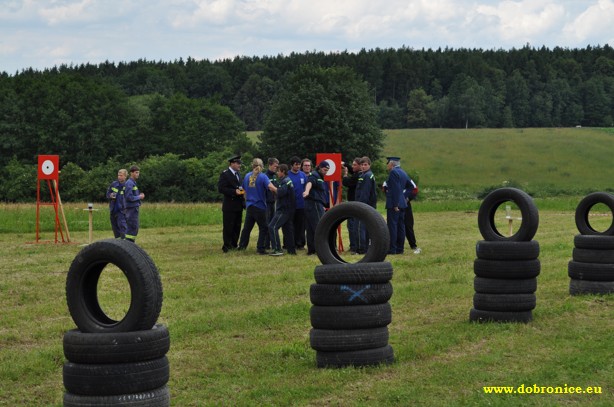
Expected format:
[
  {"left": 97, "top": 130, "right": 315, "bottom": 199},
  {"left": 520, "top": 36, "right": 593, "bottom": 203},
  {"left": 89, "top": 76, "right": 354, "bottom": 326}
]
[
  {"left": 218, "top": 155, "right": 245, "bottom": 252},
  {"left": 355, "top": 156, "right": 377, "bottom": 254},
  {"left": 268, "top": 164, "right": 296, "bottom": 256},
  {"left": 106, "top": 168, "right": 127, "bottom": 239},
  {"left": 124, "top": 165, "right": 145, "bottom": 242},
  {"left": 404, "top": 174, "right": 421, "bottom": 254},
  {"left": 238, "top": 158, "right": 277, "bottom": 254},
  {"left": 264, "top": 157, "right": 279, "bottom": 249},
  {"left": 342, "top": 158, "right": 361, "bottom": 254},
  {"left": 287, "top": 156, "right": 308, "bottom": 250},
  {"left": 302, "top": 160, "right": 328, "bottom": 255},
  {"left": 384, "top": 157, "right": 410, "bottom": 254}
]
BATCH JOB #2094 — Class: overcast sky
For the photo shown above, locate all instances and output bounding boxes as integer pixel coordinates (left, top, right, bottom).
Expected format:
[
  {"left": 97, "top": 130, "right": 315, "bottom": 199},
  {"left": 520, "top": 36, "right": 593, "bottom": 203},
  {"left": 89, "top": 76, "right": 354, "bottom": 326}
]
[{"left": 2, "top": 0, "right": 614, "bottom": 74}]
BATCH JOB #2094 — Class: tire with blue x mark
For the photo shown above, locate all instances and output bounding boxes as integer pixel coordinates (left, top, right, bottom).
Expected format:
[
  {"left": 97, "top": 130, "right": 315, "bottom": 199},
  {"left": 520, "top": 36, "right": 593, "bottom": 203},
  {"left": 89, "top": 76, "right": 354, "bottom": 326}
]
[{"left": 310, "top": 283, "right": 392, "bottom": 306}]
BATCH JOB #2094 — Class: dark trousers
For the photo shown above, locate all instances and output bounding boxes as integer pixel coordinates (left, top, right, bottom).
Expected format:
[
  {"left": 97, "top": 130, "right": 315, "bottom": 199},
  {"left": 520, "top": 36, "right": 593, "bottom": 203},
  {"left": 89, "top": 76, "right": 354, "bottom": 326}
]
[
  {"left": 269, "top": 210, "right": 295, "bottom": 253},
  {"left": 292, "top": 208, "right": 306, "bottom": 248},
  {"left": 347, "top": 217, "right": 357, "bottom": 252},
  {"left": 239, "top": 206, "right": 268, "bottom": 253},
  {"left": 222, "top": 209, "right": 243, "bottom": 252},
  {"left": 110, "top": 211, "right": 127, "bottom": 239},
  {"left": 404, "top": 202, "right": 417, "bottom": 249},
  {"left": 387, "top": 208, "right": 406, "bottom": 254},
  {"left": 125, "top": 206, "right": 140, "bottom": 242},
  {"left": 264, "top": 203, "right": 275, "bottom": 249},
  {"left": 304, "top": 199, "right": 324, "bottom": 254},
  {"left": 356, "top": 220, "right": 369, "bottom": 253}
]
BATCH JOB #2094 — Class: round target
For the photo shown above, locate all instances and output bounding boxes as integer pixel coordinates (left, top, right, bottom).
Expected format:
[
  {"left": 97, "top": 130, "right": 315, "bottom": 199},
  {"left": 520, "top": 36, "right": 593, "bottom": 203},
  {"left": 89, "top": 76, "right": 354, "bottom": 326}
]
[
  {"left": 325, "top": 159, "right": 337, "bottom": 177},
  {"left": 42, "top": 160, "right": 55, "bottom": 175},
  {"left": 38, "top": 155, "right": 59, "bottom": 180}
]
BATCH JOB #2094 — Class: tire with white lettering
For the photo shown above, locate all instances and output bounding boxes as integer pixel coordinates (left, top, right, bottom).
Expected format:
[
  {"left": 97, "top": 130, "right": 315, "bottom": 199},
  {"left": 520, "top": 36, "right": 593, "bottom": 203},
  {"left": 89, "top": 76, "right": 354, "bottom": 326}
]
[
  {"left": 314, "top": 262, "right": 393, "bottom": 284},
  {"left": 63, "top": 385, "right": 170, "bottom": 406},
  {"left": 567, "top": 261, "right": 614, "bottom": 281},
  {"left": 66, "top": 239, "right": 163, "bottom": 333},
  {"left": 63, "top": 356, "right": 169, "bottom": 396},
  {"left": 473, "top": 277, "right": 537, "bottom": 294},
  {"left": 569, "top": 279, "right": 614, "bottom": 295},
  {"left": 572, "top": 248, "right": 614, "bottom": 264},
  {"left": 315, "top": 201, "right": 390, "bottom": 264},
  {"left": 310, "top": 283, "right": 393, "bottom": 306},
  {"left": 476, "top": 240, "right": 539, "bottom": 260},
  {"left": 473, "top": 293, "right": 536, "bottom": 312},
  {"left": 63, "top": 324, "right": 170, "bottom": 364},
  {"left": 473, "top": 259, "right": 541, "bottom": 279},
  {"left": 316, "top": 344, "right": 394, "bottom": 368},
  {"left": 469, "top": 308, "right": 533, "bottom": 323},
  {"left": 575, "top": 192, "right": 614, "bottom": 235},
  {"left": 478, "top": 187, "right": 539, "bottom": 242},
  {"left": 574, "top": 234, "right": 614, "bottom": 250},
  {"left": 310, "top": 327, "right": 389, "bottom": 352},
  {"left": 310, "top": 303, "right": 392, "bottom": 330}
]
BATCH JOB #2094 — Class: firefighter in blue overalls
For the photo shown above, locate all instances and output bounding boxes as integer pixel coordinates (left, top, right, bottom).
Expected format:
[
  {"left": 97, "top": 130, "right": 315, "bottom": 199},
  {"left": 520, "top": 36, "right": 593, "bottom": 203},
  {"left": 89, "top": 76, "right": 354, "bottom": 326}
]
[
  {"left": 302, "top": 161, "right": 329, "bottom": 255},
  {"left": 268, "top": 164, "right": 296, "bottom": 256},
  {"left": 124, "top": 165, "right": 145, "bottom": 242},
  {"left": 106, "top": 168, "right": 127, "bottom": 239}
]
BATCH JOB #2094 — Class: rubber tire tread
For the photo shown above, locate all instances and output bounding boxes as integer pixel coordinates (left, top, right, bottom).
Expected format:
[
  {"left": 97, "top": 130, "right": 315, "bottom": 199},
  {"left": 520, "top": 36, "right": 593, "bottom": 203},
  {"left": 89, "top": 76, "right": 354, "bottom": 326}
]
[
  {"left": 473, "top": 293, "right": 536, "bottom": 311},
  {"left": 316, "top": 344, "right": 394, "bottom": 368},
  {"left": 567, "top": 261, "right": 614, "bottom": 281},
  {"left": 469, "top": 308, "right": 532, "bottom": 323},
  {"left": 476, "top": 240, "right": 539, "bottom": 260},
  {"left": 63, "top": 324, "right": 170, "bottom": 364},
  {"left": 572, "top": 247, "right": 614, "bottom": 264},
  {"left": 310, "top": 283, "right": 392, "bottom": 306},
  {"left": 314, "top": 262, "right": 393, "bottom": 284},
  {"left": 310, "top": 327, "right": 389, "bottom": 352},
  {"left": 477, "top": 187, "right": 539, "bottom": 242},
  {"left": 66, "top": 239, "right": 163, "bottom": 333},
  {"left": 569, "top": 279, "right": 614, "bottom": 295},
  {"left": 315, "top": 201, "right": 390, "bottom": 264},
  {"left": 574, "top": 192, "right": 614, "bottom": 235},
  {"left": 473, "top": 258, "right": 541, "bottom": 279},
  {"left": 310, "top": 303, "right": 392, "bottom": 330},
  {"left": 574, "top": 234, "right": 614, "bottom": 250},
  {"left": 63, "top": 385, "right": 170, "bottom": 406},
  {"left": 63, "top": 356, "right": 169, "bottom": 396},
  {"left": 473, "top": 277, "right": 537, "bottom": 294}
]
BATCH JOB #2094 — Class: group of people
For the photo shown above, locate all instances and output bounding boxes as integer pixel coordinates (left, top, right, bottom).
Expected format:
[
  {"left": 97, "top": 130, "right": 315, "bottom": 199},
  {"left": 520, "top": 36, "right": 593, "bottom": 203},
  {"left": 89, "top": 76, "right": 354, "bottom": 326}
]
[
  {"left": 218, "top": 154, "right": 420, "bottom": 256},
  {"left": 105, "top": 165, "right": 145, "bottom": 242}
]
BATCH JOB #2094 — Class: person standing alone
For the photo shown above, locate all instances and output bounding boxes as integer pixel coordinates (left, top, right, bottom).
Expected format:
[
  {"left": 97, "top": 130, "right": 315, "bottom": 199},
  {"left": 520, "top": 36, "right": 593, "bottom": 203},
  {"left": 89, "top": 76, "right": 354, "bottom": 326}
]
[
  {"left": 124, "top": 165, "right": 145, "bottom": 242},
  {"left": 384, "top": 157, "right": 409, "bottom": 254},
  {"left": 106, "top": 168, "right": 127, "bottom": 239},
  {"left": 218, "top": 155, "right": 245, "bottom": 252}
]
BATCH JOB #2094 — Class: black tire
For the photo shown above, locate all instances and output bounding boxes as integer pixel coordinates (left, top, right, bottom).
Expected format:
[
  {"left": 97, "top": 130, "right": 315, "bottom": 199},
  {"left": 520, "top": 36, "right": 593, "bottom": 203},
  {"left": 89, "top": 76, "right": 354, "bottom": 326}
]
[
  {"left": 473, "top": 259, "right": 541, "bottom": 279},
  {"left": 475, "top": 240, "right": 540, "bottom": 260},
  {"left": 473, "top": 293, "right": 536, "bottom": 312},
  {"left": 63, "top": 356, "right": 169, "bottom": 396},
  {"left": 469, "top": 308, "right": 533, "bottom": 323},
  {"left": 569, "top": 279, "right": 614, "bottom": 295},
  {"left": 313, "top": 262, "right": 393, "bottom": 284},
  {"left": 315, "top": 201, "right": 390, "bottom": 264},
  {"left": 477, "top": 187, "right": 539, "bottom": 242},
  {"left": 575, "top": 192, "right": 614, "bottom": 236},
  {"left": 568, "top": 261, "right": 614, "bottom": 281},
  {"left": 572, "top": 247, "right": 614, "bottom": 264},
  {"left": 316, "top": 344, "right": 394, "bottom": 368},
  {"left": 473, "top": 277, "right": 537, "bottom": 294},
  {"left": 63, "top": 385, "right": 170, "bottom": 406},
  {"left": 310, "top": 303, "right": 392, "bottom": 330},
  {"left": 310, "top": 327, "right": 389, "bottom": 352},
  {"left": 66, "top": 239, "right": 163, "bottom": 333},
  {"left": 63, "top": 324, "right": 170, "bottom": 364},
  {"left": 310, "top": 283, "right": 392, "bottom": 306},
  {"left": 574, "top": 234, "right": 614, "bottom": 250}
]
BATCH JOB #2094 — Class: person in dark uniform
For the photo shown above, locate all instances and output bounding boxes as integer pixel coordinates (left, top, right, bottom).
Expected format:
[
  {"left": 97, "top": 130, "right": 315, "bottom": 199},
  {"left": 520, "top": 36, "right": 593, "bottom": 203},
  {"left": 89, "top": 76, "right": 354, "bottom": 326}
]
[
  {"left": 264, "top": 157, "right": 279, "bottom": 249},
  {"left": 217, "top": 155, "right": 245, "bottom": 252},
  {"left": 384, "top": 157, "right": 410, "bottom": 254},
  {"left": 404, "top": 173, "right": 421, "bottom": 254},
  {"left": 302, "top": 161, "right": 328, "bottom": 255},
  {"left": 268, "top": 164, "right": 296, "bottom": 256},
  {"left": 342, "top": 158, "right": 361, "bottom": 254},
  {"left": 106, "top": 168, "right": 127, "bottom": 239},
  {"left": 355, "top": 156, "right": 377, "bottom": 254},
  {"left": 124, "top": 165, "right": 145, "bottom": 242}
]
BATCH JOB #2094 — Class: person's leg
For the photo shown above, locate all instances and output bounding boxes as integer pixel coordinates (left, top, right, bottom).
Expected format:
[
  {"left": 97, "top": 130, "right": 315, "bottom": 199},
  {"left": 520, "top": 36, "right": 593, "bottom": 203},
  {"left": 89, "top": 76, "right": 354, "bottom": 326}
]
[
  {"left": 282, "top": 212, "right": 295, "bottom": 254},
  {"left": 347, "top": 217, "right": 357, "bottom": 253},
  {"left": 268, "top": 212, "right": 283, "bottom": 252},
  {"left": 254, "top": 207, "right": 269, "bottom": 253},
  {"left": 386, "top": 209, "right": 399, "bottom": 254},
  {"left": 125, "top": 207, "right": 139, "bottom": 242},
  {"left": 230, "top": 210, "right": 243, "bottom": 249},
  {"left": 238, "top": 207, "right": 256, "bottom": 249},
  {"left": 405, "top": 204, "right": 417, "bottom": 249},
  {"left": 294, "top": 208, "right": 306, "bottom": 249}
]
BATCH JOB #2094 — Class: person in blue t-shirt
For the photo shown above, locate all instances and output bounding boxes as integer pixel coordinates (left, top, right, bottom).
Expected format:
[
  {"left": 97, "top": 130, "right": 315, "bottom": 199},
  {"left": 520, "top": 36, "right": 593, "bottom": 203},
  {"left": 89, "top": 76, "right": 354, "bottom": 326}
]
[
  {"left": 238, "top": 158, "right": 277, "bottom": 254},
  {"left": 287, "top": 156, "right": 308, "bottom": 250}
]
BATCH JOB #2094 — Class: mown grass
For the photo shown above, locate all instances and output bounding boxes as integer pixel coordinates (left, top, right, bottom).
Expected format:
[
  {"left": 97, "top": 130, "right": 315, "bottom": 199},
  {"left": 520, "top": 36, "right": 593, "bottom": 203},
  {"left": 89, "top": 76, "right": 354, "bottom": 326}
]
[{"left": 1, "top": 202, "right": 612, "bottom": 406}]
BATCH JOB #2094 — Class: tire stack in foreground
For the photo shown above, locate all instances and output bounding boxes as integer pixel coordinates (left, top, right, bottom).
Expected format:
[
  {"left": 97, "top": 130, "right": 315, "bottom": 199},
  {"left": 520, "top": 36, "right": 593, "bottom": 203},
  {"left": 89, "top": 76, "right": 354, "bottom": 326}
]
[
  {"left": 63, "top": 239, "right": 169, "bottom": 406},
  {"left": 470, "top": 187, "right": 540, "bottom": 323},
  {"left": 568, "top": 192, "right": 614, "bottom": 295},
  {"left": 312, "top": 202, "right": 393, "bottom": 368}
]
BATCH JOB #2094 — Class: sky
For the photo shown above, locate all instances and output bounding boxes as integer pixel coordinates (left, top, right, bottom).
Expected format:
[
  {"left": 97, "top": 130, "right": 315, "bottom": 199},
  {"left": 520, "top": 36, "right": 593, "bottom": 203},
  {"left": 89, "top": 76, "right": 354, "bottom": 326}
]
[{"left": 1, "top": 0, "right": 614, "bottom": 74}]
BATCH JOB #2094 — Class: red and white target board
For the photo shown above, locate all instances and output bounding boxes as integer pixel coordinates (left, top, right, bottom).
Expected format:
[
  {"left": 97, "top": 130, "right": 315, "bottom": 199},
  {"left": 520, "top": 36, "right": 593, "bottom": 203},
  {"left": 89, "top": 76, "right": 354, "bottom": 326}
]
[
  {"left": 35, "top": 155, "right": 70, "bottom": 243},
  {"left": 316, "top": 153, "right": 342, "bottom": 182},
  {"left": 38, "top": 155, "right": 59, "bottom": 181}
]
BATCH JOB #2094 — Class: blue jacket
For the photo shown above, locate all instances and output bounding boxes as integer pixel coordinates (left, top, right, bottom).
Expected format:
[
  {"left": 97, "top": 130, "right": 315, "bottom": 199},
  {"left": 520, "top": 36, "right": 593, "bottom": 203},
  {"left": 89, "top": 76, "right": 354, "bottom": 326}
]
[
  {"left": 356, "top": 169, "right": 377, "bottom": 208},
  {"left": 275, "top": 175, "right": 296, "bottom": 213},
  {"left": 306, "top": 171, "right": 326, "bottom": 204},
  {"left": 106, "top": 180, "right": 125, "bottom": 213},
  {"left": 385, "top": 166, "right": 409, "bottom": 210},
  {"left": 265, "top": 169, "right": 278, "bottom": 204},
  {"left": 124, "top": 178, "right": 141, "bottom": 209}
]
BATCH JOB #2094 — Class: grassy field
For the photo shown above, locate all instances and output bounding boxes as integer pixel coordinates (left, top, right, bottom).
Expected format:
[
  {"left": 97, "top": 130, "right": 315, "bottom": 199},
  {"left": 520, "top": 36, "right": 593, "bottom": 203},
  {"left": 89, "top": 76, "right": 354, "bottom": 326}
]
[{"left": 1, "top": 201, "right": 613, "bottom": 406}]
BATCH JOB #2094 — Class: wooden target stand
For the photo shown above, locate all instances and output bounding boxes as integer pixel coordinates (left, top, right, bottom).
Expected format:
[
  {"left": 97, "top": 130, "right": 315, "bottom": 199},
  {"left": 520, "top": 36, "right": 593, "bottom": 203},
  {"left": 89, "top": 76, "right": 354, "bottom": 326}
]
[{"left": 34, "top": 155, "right": 71, "bottom": 244}]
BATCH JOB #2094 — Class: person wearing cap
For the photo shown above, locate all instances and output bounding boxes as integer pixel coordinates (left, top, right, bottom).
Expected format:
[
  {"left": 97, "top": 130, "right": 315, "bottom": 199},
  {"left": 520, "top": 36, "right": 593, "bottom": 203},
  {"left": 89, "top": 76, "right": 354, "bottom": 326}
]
[
  {"left": 355, "top": 156, "right": 377, "bottom": 254},
  {"left": 302, "top": 160, "right": 328, "bottom": 255},
  {"left": 384, "top": 157, "right": 410, "bottom": 254},
  {"left": 218, "top": 155, "right": 245, "bottom": 252},
  {"left": 106, "top": 168, "right": 127, "bottom": 239},
  {"left": 124, "top": 165, "right": 145, "bottom": 242}
]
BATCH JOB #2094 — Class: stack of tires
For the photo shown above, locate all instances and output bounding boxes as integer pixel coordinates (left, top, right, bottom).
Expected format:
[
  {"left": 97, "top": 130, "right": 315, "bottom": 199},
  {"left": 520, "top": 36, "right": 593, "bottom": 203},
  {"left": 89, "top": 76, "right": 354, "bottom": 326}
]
[
  {"left": 311, "top": 202, "right": 394, "bottom": 368},
  {"left": 470, "top": 188, "right": 540, "bottom": 323},
  {"left": 568, "top": 192, "right": 614, "bottom": 295},
  {"left": 63, "top": 239, "right": 169, "bottom": 406}
]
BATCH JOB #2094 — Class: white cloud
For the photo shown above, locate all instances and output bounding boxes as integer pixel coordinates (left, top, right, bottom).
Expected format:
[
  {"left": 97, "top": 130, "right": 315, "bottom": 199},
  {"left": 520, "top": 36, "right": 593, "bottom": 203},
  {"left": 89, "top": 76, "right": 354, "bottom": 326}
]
[{"left": 563, "top": 0, "right": 614, "bottom": 44}]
